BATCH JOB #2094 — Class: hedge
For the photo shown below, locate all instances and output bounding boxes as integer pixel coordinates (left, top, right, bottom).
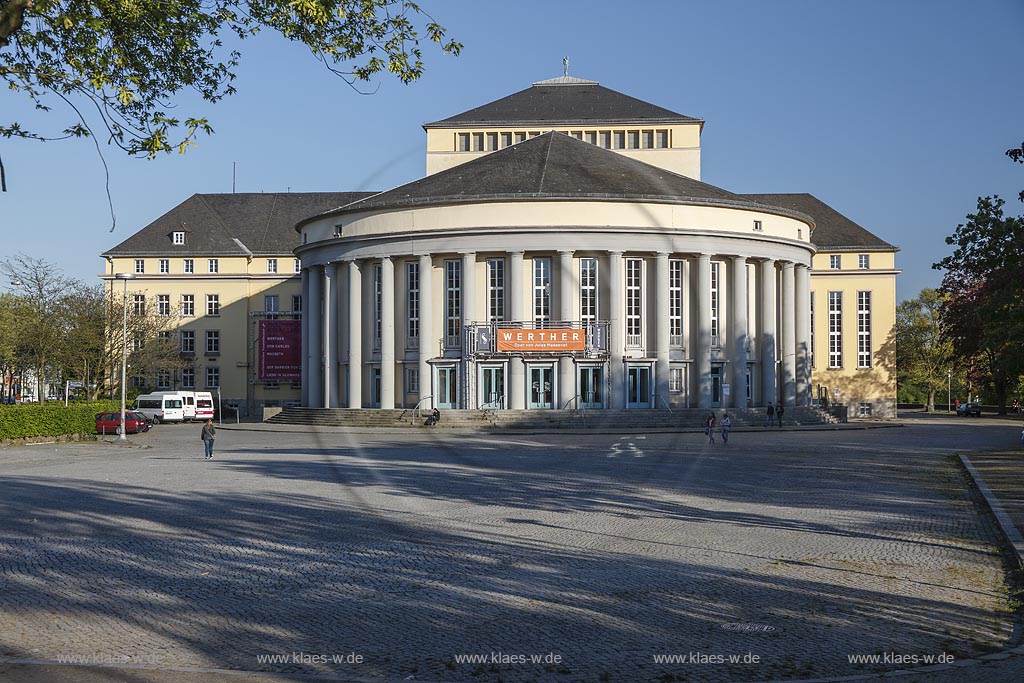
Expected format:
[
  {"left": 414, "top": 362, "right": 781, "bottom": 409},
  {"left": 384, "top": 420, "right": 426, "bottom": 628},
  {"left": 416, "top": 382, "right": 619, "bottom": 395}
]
[{"left": 0, "top": 401, "right": 120, "bottom": 441}]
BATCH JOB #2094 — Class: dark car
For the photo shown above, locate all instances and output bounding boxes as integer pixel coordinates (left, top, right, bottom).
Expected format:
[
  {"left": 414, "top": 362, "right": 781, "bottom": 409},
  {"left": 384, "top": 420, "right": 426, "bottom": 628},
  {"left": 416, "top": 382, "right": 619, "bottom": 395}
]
[
  {"left": 956, "top": 403, "right": 982, "bottom": 417},
  {"left": 95, "top": 411, "right": 147, "bottom": 435},
  {"left": 128, "top": 410, "right": 154, "bottom": 432}
]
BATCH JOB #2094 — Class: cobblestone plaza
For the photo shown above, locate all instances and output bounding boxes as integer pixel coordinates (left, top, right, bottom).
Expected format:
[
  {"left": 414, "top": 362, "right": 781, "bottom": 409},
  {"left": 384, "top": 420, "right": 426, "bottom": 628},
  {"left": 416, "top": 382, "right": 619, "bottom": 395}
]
[{"left": 0, "top": 417, "right": 1020, "bottom": 682}]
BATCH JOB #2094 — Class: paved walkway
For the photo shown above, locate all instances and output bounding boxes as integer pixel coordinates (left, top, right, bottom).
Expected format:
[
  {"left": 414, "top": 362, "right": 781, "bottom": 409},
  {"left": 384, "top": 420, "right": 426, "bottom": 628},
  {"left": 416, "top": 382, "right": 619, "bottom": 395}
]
[{"left": 0, "top": 415, "right": 1021, "bottom": 683}]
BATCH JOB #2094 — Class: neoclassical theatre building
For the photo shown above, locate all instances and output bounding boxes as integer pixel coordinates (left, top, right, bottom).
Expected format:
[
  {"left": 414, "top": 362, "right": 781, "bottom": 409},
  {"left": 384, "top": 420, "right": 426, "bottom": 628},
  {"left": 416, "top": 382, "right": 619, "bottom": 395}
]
[
  {"left": 102, "top": 75, "right": 897, "bottom": 416},
  {"left": 295, "top": 76, "right": 898, "bottom": 415}
]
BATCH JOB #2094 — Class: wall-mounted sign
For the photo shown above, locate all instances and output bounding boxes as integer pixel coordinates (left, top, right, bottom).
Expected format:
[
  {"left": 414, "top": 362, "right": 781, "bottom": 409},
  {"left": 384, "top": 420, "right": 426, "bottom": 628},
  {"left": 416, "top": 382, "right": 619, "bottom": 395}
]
[
  {"left": 258, "top": 319, "right": 302, "bottom": 381},
  {"left": 496, "top": 329, "right": 585, "bottom": 352}
]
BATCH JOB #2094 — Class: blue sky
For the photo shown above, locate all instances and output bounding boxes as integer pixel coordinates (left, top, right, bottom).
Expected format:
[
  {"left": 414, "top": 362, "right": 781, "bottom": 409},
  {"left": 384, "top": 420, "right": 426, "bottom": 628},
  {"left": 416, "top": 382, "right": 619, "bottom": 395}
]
[{"left": 2, "top": 0, "right": 1022, "bottom": 300}]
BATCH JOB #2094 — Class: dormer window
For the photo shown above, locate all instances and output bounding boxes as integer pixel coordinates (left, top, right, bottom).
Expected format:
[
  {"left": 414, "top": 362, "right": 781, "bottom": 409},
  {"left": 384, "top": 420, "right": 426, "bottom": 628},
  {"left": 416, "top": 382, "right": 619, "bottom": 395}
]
[
  {"left": 753, "top": 220, "right": 763, "bottom": 232},
  {"left": 172, "top": 231, "right": 185, "bottom": 245}
]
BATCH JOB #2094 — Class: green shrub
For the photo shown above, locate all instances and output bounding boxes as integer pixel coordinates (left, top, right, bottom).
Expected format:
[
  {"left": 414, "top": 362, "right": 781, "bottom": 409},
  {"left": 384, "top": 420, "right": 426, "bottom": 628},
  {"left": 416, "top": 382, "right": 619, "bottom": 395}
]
[{"left": 0, "top": 401, "right": 120, "bottom": 440}]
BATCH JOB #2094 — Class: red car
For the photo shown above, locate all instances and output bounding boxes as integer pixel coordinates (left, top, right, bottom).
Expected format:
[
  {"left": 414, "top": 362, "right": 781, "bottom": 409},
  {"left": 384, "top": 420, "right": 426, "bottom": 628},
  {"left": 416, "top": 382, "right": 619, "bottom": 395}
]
[{"left": 95, "top": 411, "right": 147, "bottom": 435}]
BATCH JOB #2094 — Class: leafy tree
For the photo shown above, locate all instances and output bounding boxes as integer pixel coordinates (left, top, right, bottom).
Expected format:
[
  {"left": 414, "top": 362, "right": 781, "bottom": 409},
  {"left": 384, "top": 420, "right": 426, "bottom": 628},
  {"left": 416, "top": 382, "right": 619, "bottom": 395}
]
[
  {"left": 1008, "top": 141, "right": 1024, "bottom": 202},
  {"left": 933, "top": 196, "right": 1024, "bottom": 413},
  {"left": 895, "top": 289, "right": 957, "bottom": 412},
  {"left": 0, "top": 0, "right": 460, "bottom": 176}
]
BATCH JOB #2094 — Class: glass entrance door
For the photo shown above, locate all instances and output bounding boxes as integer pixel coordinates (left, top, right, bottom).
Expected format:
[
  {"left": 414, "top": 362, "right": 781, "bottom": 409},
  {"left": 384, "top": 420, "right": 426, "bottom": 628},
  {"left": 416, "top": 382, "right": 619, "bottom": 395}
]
[
  {"left": 436, "top": 366, "right": 458, "bottom": 409},
  {"left": 627, "top": 366, "right": 651, "bottom": 409},
  {"left": 528, "top": 366, "right": 554, "bottom": 409},
  {"left": 711, "top": 367, "right": 722, "bottom": 407},
  {"left": 480, "top": 366, "right": 505, "bottom": 408},
  {"left": 371, "top": 367, "right": 381, "bottom": 408},
  {"left": 578, "top": 366, "right": 604, "bottom": 409}
]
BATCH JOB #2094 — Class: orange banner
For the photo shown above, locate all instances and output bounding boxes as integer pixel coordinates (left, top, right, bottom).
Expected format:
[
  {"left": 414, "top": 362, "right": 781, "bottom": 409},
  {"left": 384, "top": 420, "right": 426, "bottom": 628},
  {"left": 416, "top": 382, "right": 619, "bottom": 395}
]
[{"left": 496, "top": 329, "right": 585, "bottom": 352}]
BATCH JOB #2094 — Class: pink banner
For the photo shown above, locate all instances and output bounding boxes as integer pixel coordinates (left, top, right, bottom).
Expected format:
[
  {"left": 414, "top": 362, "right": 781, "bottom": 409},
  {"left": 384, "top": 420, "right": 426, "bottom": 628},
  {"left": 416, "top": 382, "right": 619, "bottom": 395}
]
[{"left": 259, "top": 320, "right": 302, "bottom": 381}]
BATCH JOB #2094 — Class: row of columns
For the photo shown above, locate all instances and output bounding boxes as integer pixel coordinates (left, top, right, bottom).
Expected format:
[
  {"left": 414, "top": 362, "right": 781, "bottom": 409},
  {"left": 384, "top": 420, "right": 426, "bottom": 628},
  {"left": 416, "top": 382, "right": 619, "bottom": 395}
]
[{"left": 301, "top": 252, "right": 812, "bottom": 410}]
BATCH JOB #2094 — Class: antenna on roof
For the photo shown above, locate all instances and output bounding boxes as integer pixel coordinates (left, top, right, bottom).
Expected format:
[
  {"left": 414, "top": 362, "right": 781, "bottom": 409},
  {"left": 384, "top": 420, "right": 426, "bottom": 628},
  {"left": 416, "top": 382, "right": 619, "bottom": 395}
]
[
  {"left": 563, "top": 56, "right": 569, "bottom": 77},
  {"left": 232, "top": 161, "right": 237, "bottom": 193}
]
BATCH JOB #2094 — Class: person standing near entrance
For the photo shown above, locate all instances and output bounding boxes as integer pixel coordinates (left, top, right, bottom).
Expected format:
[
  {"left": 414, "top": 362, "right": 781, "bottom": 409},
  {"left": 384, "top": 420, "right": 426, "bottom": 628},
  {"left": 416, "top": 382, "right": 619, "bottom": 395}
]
[
  {"left": 776, "top": 403, "right": 785, "bottom": 427},
  {"left": 201, "top": 418, "right": 216, "bottom": 459},
  {"left": 705, "top": 413, "right": 717, "bottom": 444},
  {"left": 721, "top": 413, "right": 731, "bottom": 444},
  {"left": 765, "top": 402, "right": 775, "bottom": 428}
]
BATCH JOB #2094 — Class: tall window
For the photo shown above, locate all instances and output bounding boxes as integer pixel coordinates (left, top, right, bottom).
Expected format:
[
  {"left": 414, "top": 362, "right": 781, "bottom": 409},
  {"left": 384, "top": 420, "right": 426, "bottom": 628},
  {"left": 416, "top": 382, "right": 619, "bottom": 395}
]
[
  {"left": 829, "top": 255, "right": 841, "bottom": 270},
  {"left": 533, "top": 257, "right": 551, "bottom": 327},
  {"left": 625, "top": 258, "right": 643, "bottom": 346},
  {"left": 181, "top": 367, "right": 195, "bottom": 388},
  {"left": 444, "top": 259, "right": 461, "bottom": 346},
  {"left": 131, "top": 294, "right": 145, "bottom": 315},
  {"left": 264, "top": 295, "right": 279, "bottom": 319},
  {"left": 406, "top": 261, "right": 419, "bottom": 341},
  {"left": 157, "top": 369, "right": 171, "bottom": 389},
  {"left": 291, "top": 295, "right": 302, "bottom": 315},
  {"left": 373, "top": 262, "right": 383, "bottom": 347},
  {"left": 181, "top": 330, "right": 195, "bottom": 353},
  {"left": 205, "top": 330, "right": 220, "bottom": 354},
  {"left": 134, "top": 259, "right": 145, "bottom": 274},
  {"left": 828, "top": 291, "right": 843, "bottom": 369},
  {"left": 206, "top": 294, "right": 220, "bottom": 316},
  {"left": 180, "top": 294, "right": 195, "bottom": 317},
  {"left": 183, "top": 258, "right": 194, "bottom": 274},
  {"left": 580, "top": 258, "right": 598, "bottom": 327},
  {"left": 857, "top": 291, "right": 872, "bottom": 369},
  {"left": 159, "top": 259, "right": 169, "bottom": 274},
  {"left": 858, "top": 254, "right": 870, "bottom": 269},
  {"left": 669, "top": 259, "right": 684, "bottom": 347},
  {"left": 208, "top": 258, "right": 219, "bottom": 274},
  {"left": 294, "top": 258, "right": 301, "bottom": 273},
  {"left": 156, "top": 294, "right": 170, "bottom": 316},
  {"left": 669, "top": 367, "right": 683, "bottom": 393},
  {"left": 710, "top": 261, "right": 721, "bottom": 348},
  {"left": 487, "top": 258, "right": 505, "bottom": 322},
  {"left": 206, "top": 366, "right": 220, "bottom": 388},
  {"left": 267, "top": 258, "right": 278, "bottom": 274}
]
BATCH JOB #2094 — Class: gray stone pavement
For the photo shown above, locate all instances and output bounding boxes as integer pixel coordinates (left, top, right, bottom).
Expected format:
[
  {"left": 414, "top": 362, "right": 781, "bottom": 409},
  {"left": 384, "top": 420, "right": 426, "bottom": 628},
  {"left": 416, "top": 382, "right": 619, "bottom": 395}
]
[{"left": 0, "top": 413, "right": 1021, "bottom": 683}]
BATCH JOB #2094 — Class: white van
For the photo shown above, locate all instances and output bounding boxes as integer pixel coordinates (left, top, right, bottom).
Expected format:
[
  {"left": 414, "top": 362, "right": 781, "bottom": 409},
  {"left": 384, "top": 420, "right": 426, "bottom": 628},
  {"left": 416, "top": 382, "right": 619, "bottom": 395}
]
[
  {"left": 193, "top": 392, "right": 215, "bottom": 421},
  {"left": 134, "top": 393, "right": 185, "bottom": 424},
  {"left": 148, "top": 391, "right": 196, "bottom": 420}
]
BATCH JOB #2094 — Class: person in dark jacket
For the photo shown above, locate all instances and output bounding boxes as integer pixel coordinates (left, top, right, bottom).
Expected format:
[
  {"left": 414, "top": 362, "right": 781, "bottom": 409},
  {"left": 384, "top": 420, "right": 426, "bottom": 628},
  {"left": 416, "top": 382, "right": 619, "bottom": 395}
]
[
  {"left": 201, "top": 419, "right": 216, "bottom": 459},
  {"left": 776, "top": 403, "right": 785, "bottom": 427}
]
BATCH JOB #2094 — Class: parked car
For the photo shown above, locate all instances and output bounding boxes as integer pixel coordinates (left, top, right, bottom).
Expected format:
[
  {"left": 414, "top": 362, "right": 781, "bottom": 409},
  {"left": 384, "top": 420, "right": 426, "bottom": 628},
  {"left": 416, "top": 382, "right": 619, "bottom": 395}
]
[
  {"left": 95, "top": 411, "right": 147, "bottom": 435},
  {"left": 956, "top": 402, "right": 982, "bottom": 417},
  {"left": 128, "top": 410, "right": 154, "bottom": 432}
]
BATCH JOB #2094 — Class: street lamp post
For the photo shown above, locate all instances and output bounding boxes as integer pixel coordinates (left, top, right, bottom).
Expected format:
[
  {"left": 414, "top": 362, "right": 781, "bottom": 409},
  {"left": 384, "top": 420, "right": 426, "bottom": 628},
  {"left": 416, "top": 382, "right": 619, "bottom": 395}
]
[
  {"left": 114, "top": 273, "right": 136, "bottom": 442},
  {"left": 947, "top": 370, "right": 952, "bottom": 413}
]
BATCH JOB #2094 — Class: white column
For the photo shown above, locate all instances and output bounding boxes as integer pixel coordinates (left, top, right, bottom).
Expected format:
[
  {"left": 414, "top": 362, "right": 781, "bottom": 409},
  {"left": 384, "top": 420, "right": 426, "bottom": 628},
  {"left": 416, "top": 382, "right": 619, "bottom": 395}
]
[
  {"left": 760, "top": 259, "right": 777, "bottom": 406},
  {"left": 508, "top": 251, "right": 525, "bottom": 410},
  {"left": 347, "top": 260, "right": 362, "bottom": 408},
  {"left": 730, "top": 255, "right": 748, "bottom": 409},
  {"left": 781, "top": 261, "right": 796, "bottom": 407},
  {"left": 300, "top": 268, "right": 310, "bottom": 406},
  {"left": 655, "top": 252, "right": 670, "bottom": 409},
  {"left": 417, "top": 254, "right": 433, "bottom": 409},
  {"left": 696, "top": 253, "right": 712, "bottom": 408},
  {"left": 381, "top": 256, "right": 396, "bottom": 409},
  {"left": 325, "top": 263, "right": 340, "bottom": 408},
  {"left": 608, "top": 250, "right": 624, "bottom": 409},
  {"left": 795, "top": 263, "right": 811, "bottom": 407},
  {"left": 461, "top": 252, "right": 476, "bottom": 326},
  {"left": 306, "top": 266, "right": 323, "bottom": 407},
  {"left": 559, "top": 250, "right": 575, "bottom": 409}
]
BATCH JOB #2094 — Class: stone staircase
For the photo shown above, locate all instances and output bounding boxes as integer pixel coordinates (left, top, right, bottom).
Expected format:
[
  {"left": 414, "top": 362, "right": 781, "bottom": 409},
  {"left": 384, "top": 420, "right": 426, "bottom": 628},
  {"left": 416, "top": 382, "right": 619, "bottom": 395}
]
[{"left": 265, "top": 406, "right": 842, "bottom": 430}]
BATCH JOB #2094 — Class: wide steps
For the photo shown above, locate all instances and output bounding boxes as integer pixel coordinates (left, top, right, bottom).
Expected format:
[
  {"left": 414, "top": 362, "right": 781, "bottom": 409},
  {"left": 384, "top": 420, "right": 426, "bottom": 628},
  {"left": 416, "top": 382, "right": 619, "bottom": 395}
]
[{"left": 266, "top": 407, "right": 840, "bottom": 429}]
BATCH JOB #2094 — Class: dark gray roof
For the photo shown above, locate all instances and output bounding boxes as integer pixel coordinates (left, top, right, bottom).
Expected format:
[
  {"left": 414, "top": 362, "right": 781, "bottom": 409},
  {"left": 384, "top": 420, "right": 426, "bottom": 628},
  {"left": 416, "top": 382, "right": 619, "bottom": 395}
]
[
  {"left": 103, "top": 192, "right": 376, "bottom": 256},
  {"left": 305, "top": 132, "right": 800, "bottom": 224},
  {"left": 740, "top": 193, "right": 897, "bottom": 251},
  {"left": 424, "top": 77, "right": 701, "bottom": 128}
]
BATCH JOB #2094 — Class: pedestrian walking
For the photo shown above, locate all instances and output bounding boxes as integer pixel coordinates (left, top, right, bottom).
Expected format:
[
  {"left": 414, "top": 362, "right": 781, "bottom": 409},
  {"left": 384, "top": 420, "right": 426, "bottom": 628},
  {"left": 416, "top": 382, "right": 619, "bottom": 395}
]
[
  {"left": 765, "top": 402, "right": 775, "bottom": 428},
  {"left": 776, "top": 403, "right": 784, "bottom": 427},
  {"left": 721, "top": 413, "right": 731, "bottom": 444},
  {"left": 705, "top": 413, "right": 717, "bottom": 444},
  {"left": 1020, "top": 426, "right": 1023, "bottom": 449},
  {"left": 201, "top": 418, "right": 216, "bottom": 459}
]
